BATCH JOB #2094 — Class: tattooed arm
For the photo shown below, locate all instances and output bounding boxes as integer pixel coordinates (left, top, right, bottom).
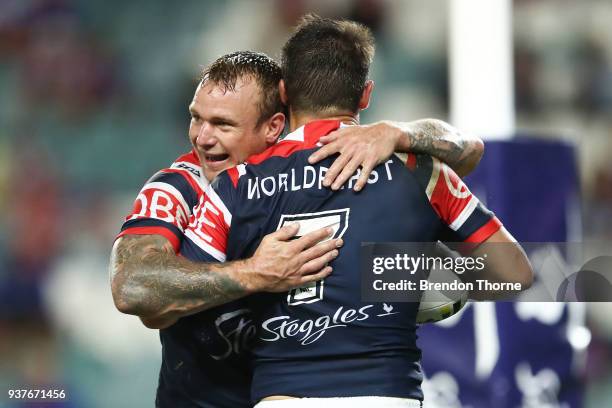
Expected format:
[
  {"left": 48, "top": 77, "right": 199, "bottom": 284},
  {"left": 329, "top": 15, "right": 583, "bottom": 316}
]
[
  {"left": 110, "top": 234, "right": 246, "bottom": 328},
  {"left": 308, "top": 118, "right": 484, "bottom": 190},
  {"left": 388, "top": 119, "right": 483, "bottom": 177},
  {"left": 110, "top": 225, "right": 341, "bottom": 329}
]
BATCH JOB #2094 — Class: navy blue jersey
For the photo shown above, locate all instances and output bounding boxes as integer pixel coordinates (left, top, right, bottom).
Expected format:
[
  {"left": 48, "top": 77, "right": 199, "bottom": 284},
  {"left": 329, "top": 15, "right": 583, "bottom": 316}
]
[
  {"left": 190, "top": 120, "right": 501, "bottom": 403},
  {"left": 118, "top": 150, "right": 254, "bottom": 408}
]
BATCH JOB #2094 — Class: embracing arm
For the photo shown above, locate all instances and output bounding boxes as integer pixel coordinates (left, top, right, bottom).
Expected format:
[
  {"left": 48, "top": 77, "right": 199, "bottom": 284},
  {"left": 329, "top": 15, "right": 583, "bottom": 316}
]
[
  {"left": 110, "top": 234, "right": 247, "bottom": 328},
  {"left": 465, "top": 227, "right": 533, "bottom": 300},
  {"left": 110, "top": 225, "right": 340, "bottom": 328},
  {"left": 433, "top": 228, "right": 533, "bottom": 302},
  {"left": 308, "top": 118, "right": 484, "bottom": 191},
  {"left": 385, "top": 119, "right": 483, "bottom": 177},
  {"left": 408, "top": 154, "right": 531, "bottom": 301}
]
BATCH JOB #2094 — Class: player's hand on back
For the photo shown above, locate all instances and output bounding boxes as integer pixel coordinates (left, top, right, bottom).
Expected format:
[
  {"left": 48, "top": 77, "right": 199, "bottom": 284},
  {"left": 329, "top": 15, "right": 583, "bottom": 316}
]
[
  {"left": 244, "top": 224, "right": 343, "bottom": 293},
  {"left": 308, "top": 122, "right": 399, "bottom": 192}
]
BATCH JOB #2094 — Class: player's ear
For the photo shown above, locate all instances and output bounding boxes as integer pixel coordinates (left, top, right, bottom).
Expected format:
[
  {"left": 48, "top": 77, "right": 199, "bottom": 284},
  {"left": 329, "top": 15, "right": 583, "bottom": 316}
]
[
  {"left": 279, "top": 80, "right": 288, "bottom": 105},
  {"left": 358, "top": 80, "right": 374, "bottom": 110},
  {"left": 264, "top": 112, "right": 286, "bottom": 145}
]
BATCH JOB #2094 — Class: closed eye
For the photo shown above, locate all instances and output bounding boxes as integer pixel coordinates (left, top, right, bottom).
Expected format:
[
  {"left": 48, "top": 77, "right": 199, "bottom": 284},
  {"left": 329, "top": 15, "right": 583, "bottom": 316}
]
[
  {"left": 189, "top": 110, "right": 201, "bottom": 122},
  {"left": 210, "top": 117, "right": 238, "bottom": 128}
]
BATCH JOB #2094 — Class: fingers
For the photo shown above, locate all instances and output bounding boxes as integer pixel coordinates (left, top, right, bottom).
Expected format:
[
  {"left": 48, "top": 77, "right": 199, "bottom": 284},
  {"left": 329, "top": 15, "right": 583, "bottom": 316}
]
[
  {"left": 331, "top": 155, "right": 363, "bottom": 190},
  {"left": 322, "top": 150, "right": 351, "bottom": 187},
  {"left": 299, "top": 266, "right": 333, "bottom": 285},
  {"left": 308, "top": 141, "right": 340, "bottom": 165},
  {"left": 309, "top": 125, "right": 385, "bottom": 191},
  {"left": 297, "top": 238, "right": 342, "bottom": 269},
  {"left": 271, "top": 223, "right": 300, "bottom": 241},
  {"left": 353, "top": 159, "right": 376, "bottom": 192},
  {"left": 293, "top": 227, "right": 334, "bottom": 250},
  {"left": 317, "top": 131, "right": 340, "bottom": 145},
  {"left": 308, "top": 127, "right": 351, "bottom": 164},
  {"left": 297, "top": 246, "right": 339, "bottom": 276}
]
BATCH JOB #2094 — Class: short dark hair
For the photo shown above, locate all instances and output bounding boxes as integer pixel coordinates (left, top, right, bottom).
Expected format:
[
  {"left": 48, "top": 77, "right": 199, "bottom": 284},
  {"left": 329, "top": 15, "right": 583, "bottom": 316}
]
[
  {"left": 281, "top": 14, "right": 375, "bottom": 114},
  {"left": 199, "top": 51, "right": 283, "bottom": 127}
]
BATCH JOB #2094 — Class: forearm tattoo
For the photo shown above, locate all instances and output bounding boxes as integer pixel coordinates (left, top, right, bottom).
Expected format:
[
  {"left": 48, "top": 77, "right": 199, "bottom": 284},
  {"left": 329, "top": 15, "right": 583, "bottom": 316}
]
[
  {"left": 110, "top": 234, "right": 246, "bottom": 318},
  {"left": 407, "top": 120, "right": 482, "bottom": 173}
]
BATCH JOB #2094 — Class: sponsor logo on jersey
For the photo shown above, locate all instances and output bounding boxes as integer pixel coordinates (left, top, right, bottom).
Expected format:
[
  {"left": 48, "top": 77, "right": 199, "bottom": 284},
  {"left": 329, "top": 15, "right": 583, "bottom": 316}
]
[
  {"left": 247, "top": 161, "right": 395, "bottom": 200},
  {"left": 127, "top": 185, "right": 190, "bottom": 229},
  {"left": 208, "top": 308, "right": 257, "bottom": 360},
  {"left": 260, "top": 304, "right": 398, "bottom": 345},
  {"left": 442, "top": 164, "right": 470, "bottom": 199},
  {"left": 175, "top": 162, "right": 201, "bottom": 178}
]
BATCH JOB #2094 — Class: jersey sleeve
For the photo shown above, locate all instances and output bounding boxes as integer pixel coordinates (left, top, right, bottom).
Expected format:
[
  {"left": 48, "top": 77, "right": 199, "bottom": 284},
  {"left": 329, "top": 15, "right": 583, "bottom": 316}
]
[
  {"left": 117, "top": 169, "right": 201, "bottom": 252},
  {"left": 407, "top": 153, "right": 502, "bottom": 243},
  {"left": 182, "top": 171, "right": 237, "bottom": 262}
]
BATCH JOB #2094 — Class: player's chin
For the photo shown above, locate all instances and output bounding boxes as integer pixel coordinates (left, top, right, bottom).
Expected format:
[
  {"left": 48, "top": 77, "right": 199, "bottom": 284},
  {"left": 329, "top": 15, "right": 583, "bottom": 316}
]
[{"left": 203, "top": 160, "right": 235, "bottom": 181}]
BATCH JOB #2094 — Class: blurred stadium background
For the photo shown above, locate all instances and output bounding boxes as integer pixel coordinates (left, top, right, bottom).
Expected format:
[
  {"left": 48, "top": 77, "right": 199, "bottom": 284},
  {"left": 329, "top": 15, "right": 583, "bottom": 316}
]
[{"left": 1, "top": 0, "right": 611, "bottom": 407}]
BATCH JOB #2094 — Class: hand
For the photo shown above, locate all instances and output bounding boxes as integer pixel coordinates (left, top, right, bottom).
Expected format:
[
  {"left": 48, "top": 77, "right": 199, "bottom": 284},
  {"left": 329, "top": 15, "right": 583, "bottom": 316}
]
[
  {"left": 244, "top": 224, "right": 343, "bottom": 293},
  {"left": 308, "top": 122, "right": 400, "bottom": 192}
]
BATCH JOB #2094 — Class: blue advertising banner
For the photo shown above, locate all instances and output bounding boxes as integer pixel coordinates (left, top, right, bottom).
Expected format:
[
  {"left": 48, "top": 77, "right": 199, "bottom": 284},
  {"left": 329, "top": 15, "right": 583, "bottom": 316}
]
[{"left": 419, "top": 138, "right": 584, "bottom": 407}]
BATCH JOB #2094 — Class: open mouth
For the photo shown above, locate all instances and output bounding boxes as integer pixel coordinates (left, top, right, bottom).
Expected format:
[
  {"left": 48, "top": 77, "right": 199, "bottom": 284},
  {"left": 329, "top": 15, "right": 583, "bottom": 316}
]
[{"left": 204, "top": 153, "right": 230, "bottom": 163}]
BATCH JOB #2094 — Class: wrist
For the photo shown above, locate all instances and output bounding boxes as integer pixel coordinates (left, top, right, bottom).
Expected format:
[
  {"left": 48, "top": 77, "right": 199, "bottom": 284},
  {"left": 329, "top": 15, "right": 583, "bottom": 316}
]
[
  {"left": 380, "top": 120, "right": 411, "bottom": 152},
  {"left": 228, "top": 258, "right": 260, "bottom": 294}
]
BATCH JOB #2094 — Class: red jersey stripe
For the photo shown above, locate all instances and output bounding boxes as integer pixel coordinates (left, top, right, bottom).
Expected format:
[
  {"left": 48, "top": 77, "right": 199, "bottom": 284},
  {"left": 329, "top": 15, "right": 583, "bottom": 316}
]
[
  {"left": 227, "top": 167, "right": 240, "bottom": 188},
  {"left": 405, "top": 153, "right": 417, "bottom": 171},
  {"left": 117, "top": 226, "right": 181, "bottom": 253},
  {"left": 247, "top": 120, "right": 341, "bottom": 165},
  {"left": 464, "top": 217, "right": 502, "bottom": 243},
  {"left": 429, "top": 163, "right": 473, "bottom": 227},
  {"left": 176, "top": 149, "right": 201, "bottom": 166}
]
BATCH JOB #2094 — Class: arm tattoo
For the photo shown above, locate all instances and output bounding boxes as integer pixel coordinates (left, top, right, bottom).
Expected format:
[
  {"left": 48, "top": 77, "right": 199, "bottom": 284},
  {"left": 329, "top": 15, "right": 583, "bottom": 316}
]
[
  {"left": 400, "top": 119, "right": 483, "bottom": 176},
  {"left": 110, "top": 234, "right": 247, "bottom": 319}
]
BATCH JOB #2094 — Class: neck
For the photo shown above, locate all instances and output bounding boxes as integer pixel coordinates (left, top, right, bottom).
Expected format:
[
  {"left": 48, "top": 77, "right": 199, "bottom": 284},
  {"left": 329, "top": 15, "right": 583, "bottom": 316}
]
[{"left": 289, "top": 109, "right": 359, "bottom": 131}]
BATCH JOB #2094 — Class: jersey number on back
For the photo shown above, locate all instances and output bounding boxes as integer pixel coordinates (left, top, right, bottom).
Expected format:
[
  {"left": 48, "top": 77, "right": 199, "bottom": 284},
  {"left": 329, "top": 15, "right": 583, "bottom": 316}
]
[{"left": 276, "top": 209, "right": 350, "bottom": 306}]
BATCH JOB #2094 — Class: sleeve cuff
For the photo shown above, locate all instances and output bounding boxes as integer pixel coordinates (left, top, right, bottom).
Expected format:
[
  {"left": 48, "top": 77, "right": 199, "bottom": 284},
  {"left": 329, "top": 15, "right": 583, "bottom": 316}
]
[
  {"left": 464, "top": 217, "right": 502, "bottom": 244},
  {"left": 116, "top": 226, "right": 181, "bottom": 253}
]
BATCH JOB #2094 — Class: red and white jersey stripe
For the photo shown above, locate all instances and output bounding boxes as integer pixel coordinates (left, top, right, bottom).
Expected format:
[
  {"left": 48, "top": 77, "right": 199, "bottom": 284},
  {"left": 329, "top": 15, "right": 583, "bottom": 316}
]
[
  {"left": 184, "top": 184, "right": 232, "bottom": 261},
  {"left": 406, "top": 153, "right": 501, "bottom": 243},
  {"left": 117, "top": 150, "right": 208, "bottom": 252}
]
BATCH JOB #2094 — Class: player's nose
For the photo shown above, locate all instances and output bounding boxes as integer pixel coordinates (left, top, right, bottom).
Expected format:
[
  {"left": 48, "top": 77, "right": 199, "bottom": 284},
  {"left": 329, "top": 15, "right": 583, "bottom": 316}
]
[{"left": 195, "top": 122, "right": 217, "bottom": 148}]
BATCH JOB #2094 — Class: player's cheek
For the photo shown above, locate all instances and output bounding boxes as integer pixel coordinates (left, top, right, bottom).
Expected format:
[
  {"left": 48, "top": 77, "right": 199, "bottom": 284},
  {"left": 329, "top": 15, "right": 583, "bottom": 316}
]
[
  {"left": 230, "top": 138, "right": 250, "bottom": 162},
  {"left": 187, "top": 129, "right": 197, "bottom": 145},
  {"left": 188, "top": 122, "right": 203, "bottom": 143}
]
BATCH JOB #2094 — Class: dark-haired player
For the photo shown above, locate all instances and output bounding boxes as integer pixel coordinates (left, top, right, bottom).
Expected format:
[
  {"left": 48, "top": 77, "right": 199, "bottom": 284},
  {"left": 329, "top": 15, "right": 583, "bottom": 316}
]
[
  {"left": 111, "top": 50, "right": 488, "bottom": 407},
  {"left": 187, "top": 17, "right": 532, "bottom": 407}
]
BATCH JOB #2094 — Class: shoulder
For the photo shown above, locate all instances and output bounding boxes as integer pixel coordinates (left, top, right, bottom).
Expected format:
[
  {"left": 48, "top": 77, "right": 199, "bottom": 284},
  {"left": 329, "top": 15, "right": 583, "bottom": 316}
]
[
  {"left": 117, "top": 151, "right": 206, "bottom": 251},
  {"left": 407, "top": 154, "right": 502, "bottom": 242},
  {"left": 165, "top": 150, "right": 209, "bottom": 195}
]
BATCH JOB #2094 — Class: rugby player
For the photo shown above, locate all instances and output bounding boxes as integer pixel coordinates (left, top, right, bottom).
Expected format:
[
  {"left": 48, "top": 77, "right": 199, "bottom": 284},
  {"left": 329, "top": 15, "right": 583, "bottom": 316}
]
[
  {"left": 110, "top": 51, "right": 486, "bottom": 407},
  {"left": 187, "top": 16, "right": 533, "bottom": 407}
]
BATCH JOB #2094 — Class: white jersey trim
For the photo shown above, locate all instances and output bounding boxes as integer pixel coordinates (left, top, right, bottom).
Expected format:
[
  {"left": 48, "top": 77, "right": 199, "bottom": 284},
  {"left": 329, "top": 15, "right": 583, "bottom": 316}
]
[
  {"left": 237, "top": 164, "right": 247, "bottom": 177},
  {"left": 254, "top": 396, "right": 422, "bottom": 408},
  {"left": 283, "top": 126, "right": 305, "bottom": 142},
  {"left": 449, "top": 195, "right": 479, "bottom": 231},
  {"left": 204, "top": 185, "right": 232, "bottom": 227},
  {"left": 425, "top": 157, "right": 441, "bottom": 200},
  {"left": 184, "top": 229, "right": 226, "bottom": 262},
  {"left": 171, "top": 160, "right": 209, "bottom": 191}
]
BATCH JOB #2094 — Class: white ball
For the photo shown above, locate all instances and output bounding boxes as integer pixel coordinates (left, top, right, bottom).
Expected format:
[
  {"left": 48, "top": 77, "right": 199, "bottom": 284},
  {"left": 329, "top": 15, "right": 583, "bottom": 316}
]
[
  {"left": 416, "top": 289, "right": 468, "bottom": 324},
  {"left": 416, "top": 262, "right": 468, "bottom": 324}
]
